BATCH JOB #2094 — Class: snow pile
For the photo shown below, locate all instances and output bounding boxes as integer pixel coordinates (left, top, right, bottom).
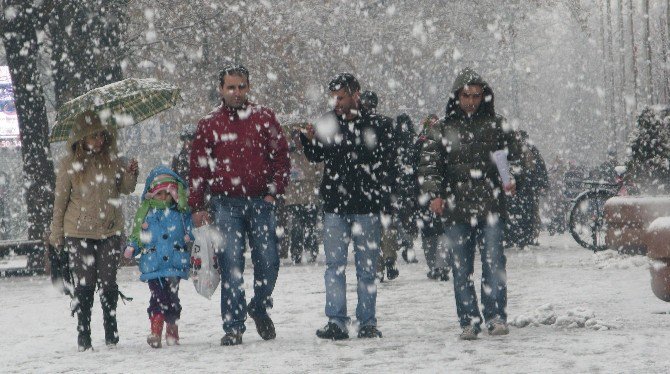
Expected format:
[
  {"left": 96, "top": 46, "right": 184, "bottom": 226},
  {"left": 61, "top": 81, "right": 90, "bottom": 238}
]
[
  {"left": 511, "top": 304, "right": 617, "bottom": 331},
  {"left": 591, "top": 250, "right": 651, "bottom": 269},
  {"left": 553, "top": 307, "right": 617, "bottom": 331},
  {"left": 648, "top": 216, "right": 670, "bottom": 231},
  {"left": 510, "top": 303, "right": 556, "bottom": 327}
]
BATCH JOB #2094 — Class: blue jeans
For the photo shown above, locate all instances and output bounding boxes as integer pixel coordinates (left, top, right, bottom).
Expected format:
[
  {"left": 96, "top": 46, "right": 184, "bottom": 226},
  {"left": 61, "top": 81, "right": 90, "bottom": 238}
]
[
  {"left": 323, "top": 213, "right": 381, "bottom": 331},
  {"left": 211, "top": 196, "right": 280, "bottom": 334},
  {"left": 445, "top": 216, "right": 507, "bottom": 331}
]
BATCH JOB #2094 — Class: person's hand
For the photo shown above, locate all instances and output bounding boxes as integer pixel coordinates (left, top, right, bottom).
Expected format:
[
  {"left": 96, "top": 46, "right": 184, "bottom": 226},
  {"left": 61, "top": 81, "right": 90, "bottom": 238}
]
[
  {"left": 127, "top": 158, "right": 139, "bottom": 175},
  {"left": 192, "top": 210, "right": 211, "bottom": 228},
  {"left": 302, "top": 123, "right": 315, "bottom": 141},
  {"left": 123, "top": 246, "right": 135, "bottom": 259},
  {"left": 504, "top": 180, "right": 517, "bottom": 196},
  {"left": 264, "top": 195, "right": 275, "bottom": 204},
  {"left": 429, "top": 197, "right": 445, "bottom": 216}
]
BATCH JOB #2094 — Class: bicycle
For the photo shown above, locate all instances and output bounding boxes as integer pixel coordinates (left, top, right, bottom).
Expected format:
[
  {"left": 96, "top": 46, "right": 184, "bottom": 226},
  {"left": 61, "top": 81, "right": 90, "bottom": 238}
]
[{"left": 568, "top": 173, "right": 635, "bottom": 252}]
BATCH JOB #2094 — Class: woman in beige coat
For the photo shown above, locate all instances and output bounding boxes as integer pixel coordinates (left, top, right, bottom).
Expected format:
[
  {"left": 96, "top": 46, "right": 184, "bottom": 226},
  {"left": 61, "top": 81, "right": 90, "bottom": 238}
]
[{"left": 50, "top": 110, "right": 138, "bottom": 351}]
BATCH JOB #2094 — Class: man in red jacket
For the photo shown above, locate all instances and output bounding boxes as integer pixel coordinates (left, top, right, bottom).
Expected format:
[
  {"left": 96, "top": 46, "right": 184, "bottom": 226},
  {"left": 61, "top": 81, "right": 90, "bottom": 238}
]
[{"left": 189, "top": 65, "right": 290, "bottom": 346}]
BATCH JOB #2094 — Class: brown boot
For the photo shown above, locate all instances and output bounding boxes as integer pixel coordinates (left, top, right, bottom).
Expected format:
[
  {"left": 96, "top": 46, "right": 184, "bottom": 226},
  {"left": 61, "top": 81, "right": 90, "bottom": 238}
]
[
  {"left": 147, "top": 314, "right": 164, "bottom": 348},
  {"left": 166, "top": 323, "right": 179, "bottom": 346}
]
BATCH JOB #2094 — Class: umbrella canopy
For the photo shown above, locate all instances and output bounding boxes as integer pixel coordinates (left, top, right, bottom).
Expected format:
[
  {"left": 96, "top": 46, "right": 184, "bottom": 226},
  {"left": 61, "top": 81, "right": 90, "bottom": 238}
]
[{"left": 49, "top": 78, "right": 181, "bottom": 142}]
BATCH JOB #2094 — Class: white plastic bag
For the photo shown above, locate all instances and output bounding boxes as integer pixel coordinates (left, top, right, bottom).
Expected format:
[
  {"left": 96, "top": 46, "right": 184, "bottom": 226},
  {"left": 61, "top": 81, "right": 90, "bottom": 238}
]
[
  {"left": 491, "top": 149, "right": 512, "bottom": 185},
  {"left": 190, "top": 225, "right": 221, "bottom": 299}
]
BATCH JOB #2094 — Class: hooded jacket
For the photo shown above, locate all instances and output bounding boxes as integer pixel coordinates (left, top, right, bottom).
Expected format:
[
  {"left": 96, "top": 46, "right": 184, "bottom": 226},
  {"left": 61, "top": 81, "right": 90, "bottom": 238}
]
[
  {"left": 49, "top": 114, "right": 138, "bottom": 247},
  {"left": 128, "top": 165, "right": 193, "bottom": 281},
  {"left": 188, "top": 102, "right": 290, "bottom": 211},
  {"left": 418, "top": 68, "right": 521, "bottom": 224},
  {"left": 300, "top": 108, "right": 396, "bottom": 214}
]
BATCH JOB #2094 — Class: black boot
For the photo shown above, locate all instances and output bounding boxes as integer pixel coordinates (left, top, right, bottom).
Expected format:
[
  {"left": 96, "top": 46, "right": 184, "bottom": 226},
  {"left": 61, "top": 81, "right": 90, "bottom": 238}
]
[
  {"left": 248, "top": 299, "right": 276, "bottom": 340},
  {"left": 376, "top": 264, "right": 385, "bottom": 282},
  {"left": 435, "top": 267, "right": 450, "bottom": 281},
  {"left": 100, "top": 286, "right": 119, "bottom": 346},
  {"left": 316, "top": 322, "right": 349, "bottom": 340},
  {"left": 385, "top": 258, "right": 399, "bottom": 280},
  {"left": 74, "top": 286, "right": 95, "bottom": 352}
]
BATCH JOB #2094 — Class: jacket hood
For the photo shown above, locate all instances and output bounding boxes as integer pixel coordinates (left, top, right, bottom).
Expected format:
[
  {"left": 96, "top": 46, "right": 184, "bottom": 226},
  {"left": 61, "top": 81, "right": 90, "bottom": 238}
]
[
  {"left": 141, "top": 165, "right": 187, "bottom": 201},
  {"left": 445, "top": 67, "right": 496, "bottom": 119},
  {"left": 66, "top": 111, "right": 118, "bottom": 154}
]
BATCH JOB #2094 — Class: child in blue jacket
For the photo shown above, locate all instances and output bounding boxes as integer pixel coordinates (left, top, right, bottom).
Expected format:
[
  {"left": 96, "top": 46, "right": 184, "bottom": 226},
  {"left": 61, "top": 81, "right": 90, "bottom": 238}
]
[{"left": 124, "top": 165, "right": 193, "bottom": 348}]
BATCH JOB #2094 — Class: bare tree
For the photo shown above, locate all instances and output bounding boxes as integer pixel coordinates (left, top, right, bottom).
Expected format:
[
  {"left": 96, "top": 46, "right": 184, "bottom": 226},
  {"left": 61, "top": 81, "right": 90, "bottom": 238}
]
[
  {"left": 47, "top": 0, "right": 126, "bottom": 108},
  {"left": 605, "top": 0, "right": 617, "bottom": 149},
  {"left": 0, "top": 0, "right": 56, "bottom": 241},
  {"left": 661, "top": 0, "right": 670, "bottom": 103},
  {"left": 640, "top": 0, "right": 653, "bottom": 103},
  {"left": 627, "top": 0, "right": 640, "bottom": 110},
  {"left": 617, "top": 0, "right": 630, "bottom": 126}
]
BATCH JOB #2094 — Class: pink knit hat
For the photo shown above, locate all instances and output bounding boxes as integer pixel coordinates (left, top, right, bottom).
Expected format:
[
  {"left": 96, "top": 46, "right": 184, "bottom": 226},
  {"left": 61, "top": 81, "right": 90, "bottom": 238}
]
[{"left": 145, "top": 174, "right": 179, "bottom": 202}]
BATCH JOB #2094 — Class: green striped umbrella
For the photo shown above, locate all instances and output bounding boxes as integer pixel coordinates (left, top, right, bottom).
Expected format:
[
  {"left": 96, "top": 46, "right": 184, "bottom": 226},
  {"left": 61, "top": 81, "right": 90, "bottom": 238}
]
[{"left": 49, "top": 78, "right": 181, "bottom": 142}]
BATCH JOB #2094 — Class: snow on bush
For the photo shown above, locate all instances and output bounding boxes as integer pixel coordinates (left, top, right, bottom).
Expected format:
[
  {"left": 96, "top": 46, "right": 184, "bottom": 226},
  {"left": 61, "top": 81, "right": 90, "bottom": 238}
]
[
  {"left": 510, "top": 304, "right": 618, "bottom": 330},
  {"left": 591, "top": 249, "right": 652, "bottom": 270}
]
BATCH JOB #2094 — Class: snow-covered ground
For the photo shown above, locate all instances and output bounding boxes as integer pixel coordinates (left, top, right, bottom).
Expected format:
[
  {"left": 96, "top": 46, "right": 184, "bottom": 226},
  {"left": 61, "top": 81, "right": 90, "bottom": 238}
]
[{"left": 2, "top": 232, "right": 669, "bottom": 373}]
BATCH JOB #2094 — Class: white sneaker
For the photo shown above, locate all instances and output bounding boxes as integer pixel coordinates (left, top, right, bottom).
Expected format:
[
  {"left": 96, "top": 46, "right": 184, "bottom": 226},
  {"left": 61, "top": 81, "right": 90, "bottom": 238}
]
[
  {"left": 488, "top": 321, "right": 510, "bottom": 336},
  {"left": 459, "top": 326, "right": 479, "bottom": 340}
]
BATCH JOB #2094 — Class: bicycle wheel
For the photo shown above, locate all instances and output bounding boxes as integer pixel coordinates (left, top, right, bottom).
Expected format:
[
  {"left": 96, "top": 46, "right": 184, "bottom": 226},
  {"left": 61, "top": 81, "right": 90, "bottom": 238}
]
[{"left": 568, "top": 190, "right": 614, "bottom": 251}]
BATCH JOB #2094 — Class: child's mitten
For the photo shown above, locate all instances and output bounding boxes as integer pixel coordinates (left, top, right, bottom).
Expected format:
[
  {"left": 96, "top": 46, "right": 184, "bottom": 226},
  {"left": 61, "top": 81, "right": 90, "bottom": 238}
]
[{"left": 123, "top": 246, "right": 135, "bottom": 259}]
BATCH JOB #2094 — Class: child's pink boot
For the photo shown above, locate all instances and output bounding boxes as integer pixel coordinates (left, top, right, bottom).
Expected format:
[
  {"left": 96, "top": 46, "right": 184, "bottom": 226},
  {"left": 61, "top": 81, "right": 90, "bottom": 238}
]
[
  {"left": 147, "top": 314, "right": 164, "bottom": 348},
  {"left": 166, "top": 323, "right": 179, "bottom": 346}
]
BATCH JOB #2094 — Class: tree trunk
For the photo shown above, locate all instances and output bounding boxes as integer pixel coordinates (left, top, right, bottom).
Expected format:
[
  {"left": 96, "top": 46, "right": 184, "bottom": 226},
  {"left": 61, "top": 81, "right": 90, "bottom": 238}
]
[
  {"left": 599, "top": 0, "right": 612, "bottom": 149},
  {"left": 48, "top": 0, "right": 125, "bottom": 108},
  {"left": 628, "top": 0, "right": 640, "bottom": 112},
  {"left": 605, "top": 0, "right": 617, "bottom": 152},
  {"left": 508, "top": 23, "right": 521, "bottom": 121},
  {"left": 641, "top": 0, "right": 653, "bottom": 103},
  {"left": 617, "top": 0, "right": 630, "bottom": 141},
  {"left": 662, "top": 0, "right": 670, "bottom": 103},
  {"left": 0, "top": 1, "right": 55, "bottom": 241}
]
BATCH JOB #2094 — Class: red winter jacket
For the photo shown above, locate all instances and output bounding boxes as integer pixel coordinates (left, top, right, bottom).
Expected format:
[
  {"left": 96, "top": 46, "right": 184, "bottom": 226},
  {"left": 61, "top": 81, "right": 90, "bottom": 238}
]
[{"left": 188, "top": 102, "right": 290, "bottom": 211}]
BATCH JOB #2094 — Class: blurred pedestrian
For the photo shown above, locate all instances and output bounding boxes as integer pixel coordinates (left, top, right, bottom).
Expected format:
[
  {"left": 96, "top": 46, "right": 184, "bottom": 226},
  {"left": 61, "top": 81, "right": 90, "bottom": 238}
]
[
  {"left": 417, "top": 114, "right": 450, "bottom": 281},
  {"left": 280, "top": 124, "right": 323, "bottom": 264},
  {"left": 0, "top": 171, "right": 7, "bottom": 240},
  {"left": 395, "top": 113, "right": 421, "bottom": 266},
  {"left": 171, "top": 124, "right": 196, "bottom": 184},
  {"left": 545, "top": 155, "right": 568, "bottom": 235},
  {"left": 593, "top": 148, "right": 618, "bottom": 182},
  {"left": 505, "top": 130, "right": 549, "bottom": 248},
  {"left": 361, "top": 90, "right": 400, "bottom": 281}
]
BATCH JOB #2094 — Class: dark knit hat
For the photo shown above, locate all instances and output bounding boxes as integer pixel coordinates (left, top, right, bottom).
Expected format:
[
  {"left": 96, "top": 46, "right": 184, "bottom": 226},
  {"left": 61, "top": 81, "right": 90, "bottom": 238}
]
[
  {"left": 361, "top": 90, "right": 378, "bottom": 109},
  {"left": 328, "top": 72, "right": 360, "bottom": 94}
]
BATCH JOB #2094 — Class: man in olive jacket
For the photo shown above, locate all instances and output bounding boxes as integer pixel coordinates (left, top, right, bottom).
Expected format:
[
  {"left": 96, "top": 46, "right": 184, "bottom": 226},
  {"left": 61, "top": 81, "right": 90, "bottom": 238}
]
[{"left": 418, "top": 68, "right": 521, "bottom": 340}]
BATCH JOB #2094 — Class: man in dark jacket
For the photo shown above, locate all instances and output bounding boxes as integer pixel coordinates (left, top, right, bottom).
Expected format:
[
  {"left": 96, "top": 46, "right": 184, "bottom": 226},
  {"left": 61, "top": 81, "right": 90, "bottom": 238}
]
[
  {"left": 301, "top": 73, "right": 394, "bottom": 340},
  {"left": 171, "top": 124, "right": 196, "bottom": 184},
  {"left": 417, "top": 114, "right": 451, "bottom": 281},
  {"left": 394, "top": 113, "right": 424, "bottom": 265},
  {"left": 505, "top": 130, "right": 549, "bottom": 248},
  {"left": 361, "top": 90, "right": 401, "bottom": 281},
  {"left": 418, "top": 67, "right": 520, "bottom": 340},
  {"left": 189, "top": 64, "right": 290, "bottom": 346}
]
